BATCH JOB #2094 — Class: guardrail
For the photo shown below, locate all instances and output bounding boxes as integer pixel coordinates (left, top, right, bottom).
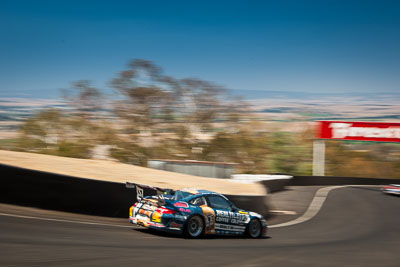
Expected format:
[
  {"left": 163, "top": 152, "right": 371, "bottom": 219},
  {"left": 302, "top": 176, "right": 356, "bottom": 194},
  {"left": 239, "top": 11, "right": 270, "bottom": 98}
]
[
  {"left": 289, "top": 176, "right": 400, "bottom": 186},
  {"left": 231, "top": 174, "right": 293, "bottom": 193},
  {"left": 232, "top": 174, "right": 400, "bottom": 193}
]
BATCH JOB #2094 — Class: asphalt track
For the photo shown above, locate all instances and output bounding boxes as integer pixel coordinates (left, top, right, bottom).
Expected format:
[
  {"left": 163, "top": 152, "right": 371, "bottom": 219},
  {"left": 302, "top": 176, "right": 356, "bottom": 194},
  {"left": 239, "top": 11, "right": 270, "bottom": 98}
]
[{"left": 1, "top": 186, "right": 399, "bottom": 267}]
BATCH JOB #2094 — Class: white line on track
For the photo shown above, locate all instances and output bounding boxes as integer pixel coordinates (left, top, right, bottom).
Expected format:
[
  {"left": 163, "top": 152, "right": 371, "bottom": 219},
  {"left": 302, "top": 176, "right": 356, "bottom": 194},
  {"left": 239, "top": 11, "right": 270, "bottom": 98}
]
[
  {"left": 270, "top": 185, "right": 346, "bottom": 228},
  {"left": 269, "top": 185, "right": 346, "bottom": 228},
  {"left": 0, "top": 212, "right": 133, "bottom": 228},
  {"left": 269, "top": 185, "right": 379, "bottom": 228},
  {"left": 269, "top": 210, "right": 297, "bottom": 215}
]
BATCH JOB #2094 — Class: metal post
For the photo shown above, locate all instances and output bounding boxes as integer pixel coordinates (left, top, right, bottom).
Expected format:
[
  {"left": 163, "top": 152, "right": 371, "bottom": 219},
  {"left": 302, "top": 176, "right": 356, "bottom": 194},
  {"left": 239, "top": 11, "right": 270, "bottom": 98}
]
[{"left": 313, "top": 139, "right": 325, "bottom": 176}]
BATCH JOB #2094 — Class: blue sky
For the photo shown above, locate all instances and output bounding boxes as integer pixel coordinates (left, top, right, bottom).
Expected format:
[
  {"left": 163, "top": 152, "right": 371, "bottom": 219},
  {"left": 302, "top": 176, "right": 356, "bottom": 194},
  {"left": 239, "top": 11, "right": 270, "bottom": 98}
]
[{"left": 1, "top": 0, "right": 400, "bottom": 98}]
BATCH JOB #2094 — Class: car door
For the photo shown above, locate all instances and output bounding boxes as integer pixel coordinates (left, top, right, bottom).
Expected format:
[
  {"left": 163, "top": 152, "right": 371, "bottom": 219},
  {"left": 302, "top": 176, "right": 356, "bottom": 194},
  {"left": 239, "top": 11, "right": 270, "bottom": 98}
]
[
  {"left": 206, "top": 195, "right": 248, "bottom": 234},
  {"left": 188, "top": 196, "right": 216, "bottom": 234}
]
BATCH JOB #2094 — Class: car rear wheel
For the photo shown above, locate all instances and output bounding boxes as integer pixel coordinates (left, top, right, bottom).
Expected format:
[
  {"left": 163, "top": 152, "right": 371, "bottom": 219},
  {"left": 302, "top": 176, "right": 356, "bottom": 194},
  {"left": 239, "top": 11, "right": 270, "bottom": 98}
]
[
  {"left": 184, "top": 215, "right": 204, "bottom": 238},
  {"left": 247, "top": 218, "right": 262, "bottom": 238}
]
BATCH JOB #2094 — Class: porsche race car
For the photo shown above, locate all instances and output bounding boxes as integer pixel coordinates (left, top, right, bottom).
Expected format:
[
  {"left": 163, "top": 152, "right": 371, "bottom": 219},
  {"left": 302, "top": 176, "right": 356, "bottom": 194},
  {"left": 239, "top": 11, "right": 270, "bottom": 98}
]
[
  {"left": 382, "top": 184, "right": 400, "bottom": 195},
  {"left": 127, "top": 182, "right": 268, "bottom": 238}
]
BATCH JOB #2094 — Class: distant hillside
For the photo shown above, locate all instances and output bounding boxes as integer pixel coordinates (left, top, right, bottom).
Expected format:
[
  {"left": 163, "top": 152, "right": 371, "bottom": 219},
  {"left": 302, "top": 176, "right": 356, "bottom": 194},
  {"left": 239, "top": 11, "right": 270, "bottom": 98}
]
[{"left": 230, "top": 89, "right": 400, "bottom": 101}]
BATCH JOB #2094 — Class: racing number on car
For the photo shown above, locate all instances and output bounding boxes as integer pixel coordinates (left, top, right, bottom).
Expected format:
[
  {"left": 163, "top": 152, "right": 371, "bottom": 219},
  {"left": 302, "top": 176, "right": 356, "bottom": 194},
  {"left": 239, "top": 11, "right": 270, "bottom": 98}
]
[
  {"left": 201, "top": 206, "right": 216, "bottom": 234},
  {"left": 206, "top": 214, "right": 214, "bottom": 227}
]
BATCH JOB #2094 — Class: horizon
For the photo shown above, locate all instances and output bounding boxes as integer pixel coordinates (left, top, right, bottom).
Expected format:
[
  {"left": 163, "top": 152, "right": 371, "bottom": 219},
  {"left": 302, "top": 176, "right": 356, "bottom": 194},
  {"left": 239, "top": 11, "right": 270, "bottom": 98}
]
[{"left": 1, "top": 88, "right": 400, "bottom": 102}]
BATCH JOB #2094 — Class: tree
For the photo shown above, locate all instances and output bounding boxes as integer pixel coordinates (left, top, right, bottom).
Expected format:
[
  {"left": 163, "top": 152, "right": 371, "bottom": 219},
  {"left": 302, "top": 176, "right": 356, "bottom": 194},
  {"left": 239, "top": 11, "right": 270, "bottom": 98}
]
[
  {"left": 179, "top": 78, "right": 226, "bottom": 127},
  {"left": 111, "top": 59, "right": 177, "bottom": 134},
  {"left": 17, "top": 108, "right": 93, "bottom": 158},
  {"left": 62, "top": 80, "right": 103, "bottom": 120},
  {"left": 111, "top": 59, "right": 238, "bottom": 135}
]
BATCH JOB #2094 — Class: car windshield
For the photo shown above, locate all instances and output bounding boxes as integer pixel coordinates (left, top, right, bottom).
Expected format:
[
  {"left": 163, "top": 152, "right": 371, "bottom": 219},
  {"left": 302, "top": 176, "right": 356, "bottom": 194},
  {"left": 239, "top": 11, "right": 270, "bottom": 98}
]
[{"left": 172, "top": 191, "right": 194, "bottom": 200}]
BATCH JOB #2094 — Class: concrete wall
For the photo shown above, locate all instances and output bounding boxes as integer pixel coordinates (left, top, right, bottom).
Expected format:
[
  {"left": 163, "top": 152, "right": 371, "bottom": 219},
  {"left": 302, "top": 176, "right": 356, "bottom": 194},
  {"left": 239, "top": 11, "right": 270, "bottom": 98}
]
[
  {"left": 0, "top": 163, "right": 269, "bottom": 218},
  {"left": 0, "top": 163, "right": 134, "bottom": 217}
]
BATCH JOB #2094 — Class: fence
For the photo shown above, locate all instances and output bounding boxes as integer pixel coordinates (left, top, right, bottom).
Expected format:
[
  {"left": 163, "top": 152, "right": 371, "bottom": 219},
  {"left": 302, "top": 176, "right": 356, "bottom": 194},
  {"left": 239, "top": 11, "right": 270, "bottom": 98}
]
[{"left": 148, "top": 159, "right": 236, "bottom": 178}]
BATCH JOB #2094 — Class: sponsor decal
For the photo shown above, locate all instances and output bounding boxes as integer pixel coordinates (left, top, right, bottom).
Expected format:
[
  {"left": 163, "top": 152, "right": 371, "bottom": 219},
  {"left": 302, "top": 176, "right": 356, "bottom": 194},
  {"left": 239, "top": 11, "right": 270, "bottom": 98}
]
[
  {"left": 238, "top": 211, "right": 248, "bottom": 214},
  {"left": 318, "top": 121, "right": 400, "bottom": 142},
  {"left": 174, "top": 202, "right": 189, "bottom": 208},
  {"left": 152, "top": 212, "right": 162, "bottom": 223},
  {"left": 215, "top": 223, "right": 246, "bottom": 232},
  {"left": 179, "top": 208, "right": 191, "bottom": 213},
  {"left": 216, "top": 217, "right": 229, "bottom": 223},
  {"left": 216, "top": 210, "right": 250, "bottom": 224},
  {"left": 330, "top": 123, "right": 400, "bottom": 139}
]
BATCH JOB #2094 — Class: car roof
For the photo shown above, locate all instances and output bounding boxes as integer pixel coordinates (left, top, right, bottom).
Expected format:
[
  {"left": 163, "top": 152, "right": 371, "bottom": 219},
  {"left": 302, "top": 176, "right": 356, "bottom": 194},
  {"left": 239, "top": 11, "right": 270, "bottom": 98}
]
[
  {"left": 173, "top": 189, "right": 231, "bottom": 202},
  {"left": 179, "top": 188, "right": 218, "bottom": 195}
]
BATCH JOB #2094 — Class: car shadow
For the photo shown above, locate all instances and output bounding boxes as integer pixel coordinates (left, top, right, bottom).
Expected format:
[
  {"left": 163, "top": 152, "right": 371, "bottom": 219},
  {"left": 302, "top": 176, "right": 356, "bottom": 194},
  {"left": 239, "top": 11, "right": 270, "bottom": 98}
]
[
  {"left": 133, "top": 228, "right": 181, "bottom": 239},
  {"left": 133, "top": 228, "right": 271, "bottom": 240}
]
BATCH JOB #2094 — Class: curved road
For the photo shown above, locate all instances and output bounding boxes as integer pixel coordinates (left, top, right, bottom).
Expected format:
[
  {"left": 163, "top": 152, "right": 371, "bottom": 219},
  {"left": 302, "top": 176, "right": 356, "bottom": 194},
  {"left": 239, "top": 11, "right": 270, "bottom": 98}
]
[{"left": 1, "top": 186, "right": 399, "bottom": 266}]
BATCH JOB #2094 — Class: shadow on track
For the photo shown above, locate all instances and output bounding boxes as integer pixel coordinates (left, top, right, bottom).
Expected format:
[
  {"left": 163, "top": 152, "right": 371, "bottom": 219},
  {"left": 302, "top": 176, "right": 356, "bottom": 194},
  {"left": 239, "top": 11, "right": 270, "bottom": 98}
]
[
  {"left": 347, "top": 185, "right": 400, "bottom": 196},
  {"left": 347, "top": 185, "right": 382, "bottom": 192},
  {"left": 133, "top": 228, "right": 271, "bottom": 240}
]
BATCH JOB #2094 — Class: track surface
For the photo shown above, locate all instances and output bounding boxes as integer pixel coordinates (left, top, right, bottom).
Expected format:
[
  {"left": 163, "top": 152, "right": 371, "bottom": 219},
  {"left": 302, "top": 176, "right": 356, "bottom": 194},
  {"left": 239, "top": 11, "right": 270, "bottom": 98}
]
[{"left": 1, "top": 186, "right": 399, "bottom": 266}]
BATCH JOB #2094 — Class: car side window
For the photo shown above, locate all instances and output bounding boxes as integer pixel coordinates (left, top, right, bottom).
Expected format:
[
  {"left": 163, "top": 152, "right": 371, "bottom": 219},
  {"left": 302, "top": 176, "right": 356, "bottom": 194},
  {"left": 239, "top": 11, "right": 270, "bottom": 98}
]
[
  {"left": 189, "top": 196, "right": 206, "bottom": 206},
  {"left": 207, "top": 195, "right": 232, "bottom": 210}
]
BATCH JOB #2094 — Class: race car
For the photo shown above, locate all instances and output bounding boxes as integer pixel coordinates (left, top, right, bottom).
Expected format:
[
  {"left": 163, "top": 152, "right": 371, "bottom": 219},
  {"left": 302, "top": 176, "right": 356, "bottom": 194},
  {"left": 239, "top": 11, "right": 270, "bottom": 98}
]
[
  {"left": 382, "top": 184, "right": 400, "bottom": 195},
  {"left": 126, "top": 182, "right": 268, "bottom": 238}
]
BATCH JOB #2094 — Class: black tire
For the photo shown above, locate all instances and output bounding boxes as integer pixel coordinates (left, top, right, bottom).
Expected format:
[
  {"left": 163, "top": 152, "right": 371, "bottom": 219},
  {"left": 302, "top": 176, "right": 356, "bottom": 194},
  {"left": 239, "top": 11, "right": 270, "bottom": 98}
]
[
  {"left": 184, "top": 215, "right": 204, "bottom": 238},
  {"left": 246, "top": 218, "right": 262, "bottom": 238}
]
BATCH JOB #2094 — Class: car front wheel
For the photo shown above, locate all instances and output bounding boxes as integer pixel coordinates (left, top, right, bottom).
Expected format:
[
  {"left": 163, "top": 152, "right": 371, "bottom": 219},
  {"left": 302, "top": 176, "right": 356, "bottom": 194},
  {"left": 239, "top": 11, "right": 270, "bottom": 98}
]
[{"left": 246, "top": 218, "right": 262, "bottom": 238}]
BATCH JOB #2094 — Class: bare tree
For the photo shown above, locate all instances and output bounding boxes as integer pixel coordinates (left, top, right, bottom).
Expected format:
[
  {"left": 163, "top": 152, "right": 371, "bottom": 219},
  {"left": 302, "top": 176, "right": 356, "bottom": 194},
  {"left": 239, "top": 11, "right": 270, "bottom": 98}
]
[
  {"left": 62, "top": 80, "right": 103, "bottom": 120},
  {"left": 179, "top": 78, "right": 226, "bottom": 125},
  {"left": 111, "top": 59, "right": 247, "bottom": 136},
  {"left": 111, "top": 59, "right": 178, "bottom": 135}
]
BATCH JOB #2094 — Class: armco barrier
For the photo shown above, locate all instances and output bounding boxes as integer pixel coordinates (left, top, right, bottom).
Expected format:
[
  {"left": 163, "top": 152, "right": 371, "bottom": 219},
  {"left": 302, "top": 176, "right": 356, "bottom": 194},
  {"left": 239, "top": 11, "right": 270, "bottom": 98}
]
[
  {"left": 232, "top": 174, "right": 293, "bottom": 193},
  {"left": 226, "top": 195, "right": 269, "bottom": 217},
  {"left": 0, "top": 163, "right": 270, "bottom": 218},
  {"left": 259, "top": 179, "right": 290, "bottom": 193},
  {"left": 290, "top": 176, "right": 400, "bottom": 186}
]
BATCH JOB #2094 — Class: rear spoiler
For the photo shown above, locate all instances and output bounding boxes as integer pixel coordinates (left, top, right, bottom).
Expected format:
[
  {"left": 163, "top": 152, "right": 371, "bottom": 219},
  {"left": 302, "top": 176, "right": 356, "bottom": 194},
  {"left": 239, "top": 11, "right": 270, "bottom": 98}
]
[{"left": 126, "top": 182, "right": 174, "bottom": 206}]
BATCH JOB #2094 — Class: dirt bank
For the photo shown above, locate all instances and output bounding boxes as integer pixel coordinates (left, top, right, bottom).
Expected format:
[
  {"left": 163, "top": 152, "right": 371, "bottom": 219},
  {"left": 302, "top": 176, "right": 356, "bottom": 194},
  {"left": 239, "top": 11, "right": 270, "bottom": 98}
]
[{"left": 0, "top": 150, "right": 266, "bottom": 196}]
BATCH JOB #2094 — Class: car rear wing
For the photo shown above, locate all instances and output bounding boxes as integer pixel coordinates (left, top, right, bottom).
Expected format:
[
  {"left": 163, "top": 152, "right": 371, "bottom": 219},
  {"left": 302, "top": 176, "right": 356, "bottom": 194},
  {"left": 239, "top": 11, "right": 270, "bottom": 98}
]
[{"left": 126, "top": 182, "right": 174, "bottom": 206}]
